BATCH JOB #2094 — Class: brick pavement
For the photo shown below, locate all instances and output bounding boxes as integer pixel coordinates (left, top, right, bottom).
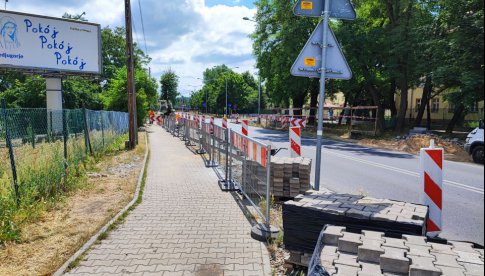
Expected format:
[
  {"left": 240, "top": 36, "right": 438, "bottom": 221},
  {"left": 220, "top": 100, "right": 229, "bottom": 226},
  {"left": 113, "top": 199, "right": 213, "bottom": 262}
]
[
  {"left": 66, "top": 126, "right": 271, "bottom": 276},
  {"left": 315, "top": 226, "right": 484, "bottom": 275}
]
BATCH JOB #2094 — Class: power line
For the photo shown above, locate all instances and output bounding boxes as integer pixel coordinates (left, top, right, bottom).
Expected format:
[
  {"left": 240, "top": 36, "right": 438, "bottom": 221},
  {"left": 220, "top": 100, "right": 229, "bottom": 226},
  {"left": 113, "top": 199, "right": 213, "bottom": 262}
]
[
  {"left": 137, "top": 0, "right": 148, "bottom": 55},
  {"left": 131, "top": 9, "right": 141, "bottom": 48}
]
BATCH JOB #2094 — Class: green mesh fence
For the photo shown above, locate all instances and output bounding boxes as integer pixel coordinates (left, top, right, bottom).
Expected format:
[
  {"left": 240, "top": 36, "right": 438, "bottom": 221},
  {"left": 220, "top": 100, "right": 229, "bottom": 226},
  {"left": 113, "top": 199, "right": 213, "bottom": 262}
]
[{"left": 0, "top": 108, "right": 129, "bottom": 207}]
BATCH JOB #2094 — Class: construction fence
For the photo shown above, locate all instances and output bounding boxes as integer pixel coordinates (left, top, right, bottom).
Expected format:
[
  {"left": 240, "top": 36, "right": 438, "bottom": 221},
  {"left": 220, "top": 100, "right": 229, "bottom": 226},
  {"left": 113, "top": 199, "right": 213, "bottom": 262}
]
[
  {"left": 0, "top": 107, "right": 129, "bottom": 205},
  {"left": 162, "top": 115, "right": 273, "bottom": 229}
]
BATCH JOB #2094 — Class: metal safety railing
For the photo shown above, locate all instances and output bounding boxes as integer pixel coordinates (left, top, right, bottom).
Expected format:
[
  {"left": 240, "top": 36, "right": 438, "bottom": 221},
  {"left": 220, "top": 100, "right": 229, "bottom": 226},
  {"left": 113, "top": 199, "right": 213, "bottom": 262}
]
[
  {"left": 165, "top": 113, "right": 273, "bottom": 229},
  {"left": 229, "top": 130, "right": 272, "bottom": 226},
  {"left": 185, "top": 119, "right": 200, "bottom": 147}
]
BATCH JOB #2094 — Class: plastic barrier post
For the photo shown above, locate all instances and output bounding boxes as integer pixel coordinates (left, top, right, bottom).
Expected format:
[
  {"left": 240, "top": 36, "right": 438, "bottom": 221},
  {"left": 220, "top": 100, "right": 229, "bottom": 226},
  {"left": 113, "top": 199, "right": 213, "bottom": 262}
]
[
  {"left": 420, "top": 139, "right": 443, "bottom": 238},
  {"left": 290, "top": 127, "right": 302, "bottom": 157},
  {"left": 242, "top": 120, "right": 249, "bottom": 136}
]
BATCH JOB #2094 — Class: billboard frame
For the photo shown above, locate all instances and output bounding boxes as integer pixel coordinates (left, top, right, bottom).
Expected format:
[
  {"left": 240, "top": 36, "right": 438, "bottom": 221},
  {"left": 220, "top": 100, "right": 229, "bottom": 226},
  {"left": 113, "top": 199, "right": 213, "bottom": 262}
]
[{"left": 0, "top": 10, "right": 102, "bottom": 76}]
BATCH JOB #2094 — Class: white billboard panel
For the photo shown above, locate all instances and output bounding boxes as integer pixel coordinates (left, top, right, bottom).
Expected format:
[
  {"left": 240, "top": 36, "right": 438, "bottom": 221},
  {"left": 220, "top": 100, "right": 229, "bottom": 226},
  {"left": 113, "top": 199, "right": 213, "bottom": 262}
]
[{"left": 0, "top": 10, "right": 101, "bottom": 74}]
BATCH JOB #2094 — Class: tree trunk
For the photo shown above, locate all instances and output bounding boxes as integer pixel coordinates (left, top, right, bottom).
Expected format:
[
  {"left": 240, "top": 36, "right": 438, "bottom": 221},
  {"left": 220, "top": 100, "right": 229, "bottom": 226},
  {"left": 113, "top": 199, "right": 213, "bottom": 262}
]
[
  {"left": 415, "top": 76, "right": 432, "bottom": 127},
  {"left": 292, "top": 95, "right": 304, "bottom": 116},
  {"left": 446, "top": 104, "right": 465, "bottom": 134},
  {"left": 386, "top": 79, "right": 398, "bottom": 118},
  {"left": 426, "top": 99, "right": 432, "bottom": 130},
  {"left": 308, "top": 79, "right": 319, "bottom": 126},
  {"left": 367, "top": 84, "right": 385, "bottom": 134},
  {"left": 393, "top": 0, "right": 413, "bottom": 134},
  {"left": 395, "top": 73, "right": 409, "bottom": 133},
  {"left": 338, "top": 99, "right": 348, "bottom": 126}
]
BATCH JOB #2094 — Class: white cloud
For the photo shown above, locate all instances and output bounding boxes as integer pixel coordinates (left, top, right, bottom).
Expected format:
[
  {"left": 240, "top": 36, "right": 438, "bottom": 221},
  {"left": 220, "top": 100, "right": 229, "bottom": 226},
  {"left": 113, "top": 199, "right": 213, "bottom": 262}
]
[{"left": 6, "top": 0, "right": 257, "bottom": 97}]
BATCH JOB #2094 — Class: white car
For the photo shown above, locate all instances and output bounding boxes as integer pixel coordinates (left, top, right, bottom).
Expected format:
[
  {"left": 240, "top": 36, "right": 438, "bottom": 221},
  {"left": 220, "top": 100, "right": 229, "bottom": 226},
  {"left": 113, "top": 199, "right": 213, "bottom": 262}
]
[{"left": 465, "top": 120, "right": 484, "bottom": 164}]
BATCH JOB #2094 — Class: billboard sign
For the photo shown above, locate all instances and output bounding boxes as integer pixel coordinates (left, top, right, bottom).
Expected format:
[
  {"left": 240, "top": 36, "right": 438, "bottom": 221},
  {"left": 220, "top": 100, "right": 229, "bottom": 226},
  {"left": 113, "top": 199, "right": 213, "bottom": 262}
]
[{"left": 0, "top": 10, "right": 101, "bottom": 74}]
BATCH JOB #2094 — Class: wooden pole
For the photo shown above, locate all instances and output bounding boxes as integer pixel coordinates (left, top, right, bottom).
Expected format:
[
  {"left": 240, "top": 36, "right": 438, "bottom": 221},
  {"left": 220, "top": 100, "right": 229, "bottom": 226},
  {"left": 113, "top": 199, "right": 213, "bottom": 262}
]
[{"left": 125, "top": 0, "right": 137, "bottom": 149}]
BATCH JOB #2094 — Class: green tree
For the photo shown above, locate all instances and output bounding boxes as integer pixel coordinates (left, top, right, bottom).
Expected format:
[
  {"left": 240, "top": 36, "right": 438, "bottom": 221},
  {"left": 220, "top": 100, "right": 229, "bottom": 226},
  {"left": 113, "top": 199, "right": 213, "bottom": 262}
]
[
  {"left": 191, "top": 66, "right": 258, "bottom": 114},
  {"left": 160, "top": 69, "right": 179, "bottom": 112},
  {"left": 253, "top": 0, "right": 318, "bottom": 115},
  {"left": 102, "top": 66, "right": 158, "bottom": 125}
]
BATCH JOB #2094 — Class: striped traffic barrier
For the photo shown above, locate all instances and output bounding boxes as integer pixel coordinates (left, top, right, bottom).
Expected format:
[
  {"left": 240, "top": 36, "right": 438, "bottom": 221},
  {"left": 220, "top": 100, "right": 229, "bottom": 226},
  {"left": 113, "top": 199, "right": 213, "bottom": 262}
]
[
  {"left": 420, "top": 139, "right": 443, "bottom": 237},
  {"left": 222, "top": 116, "right": 228, "bottom": 129},
  {"left": 290, "top": 127, "right": 302, "bottom": 157},
  {"left": 231, "top": 131, "right": 268, "bottom": 168},
  {"left": 242, "top": 120, "right": 249, "bottom": 136},
  {"left": 291, "top": 117, "right": 307, "bottom": 128}
]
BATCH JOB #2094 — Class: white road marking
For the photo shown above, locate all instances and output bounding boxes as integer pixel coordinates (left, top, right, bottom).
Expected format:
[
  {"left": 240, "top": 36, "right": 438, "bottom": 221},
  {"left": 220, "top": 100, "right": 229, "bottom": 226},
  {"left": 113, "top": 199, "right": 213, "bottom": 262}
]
[
  {"left": 228, "top": 124, "right": 484, "bottom": 195},
  {"left": 324, "top": 150, "right": 484, "bottom": 195}
]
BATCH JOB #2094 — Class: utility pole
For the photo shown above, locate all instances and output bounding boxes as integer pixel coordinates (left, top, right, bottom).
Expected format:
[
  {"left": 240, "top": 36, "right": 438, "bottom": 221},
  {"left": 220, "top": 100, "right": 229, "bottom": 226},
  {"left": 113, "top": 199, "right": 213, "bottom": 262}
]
[
  {"left": 225, "top": 78, "right": 228, "bottom": 116},
  {"left": 125, "top": 0, "right": 137, "bottom": 149}
]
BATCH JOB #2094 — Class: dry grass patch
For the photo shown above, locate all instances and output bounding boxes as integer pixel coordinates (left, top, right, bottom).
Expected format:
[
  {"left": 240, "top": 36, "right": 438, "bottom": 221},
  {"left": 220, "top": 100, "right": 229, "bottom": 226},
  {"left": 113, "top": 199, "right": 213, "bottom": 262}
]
[{"left": 0, "top": 133, "right": 146, "bottom": 276}]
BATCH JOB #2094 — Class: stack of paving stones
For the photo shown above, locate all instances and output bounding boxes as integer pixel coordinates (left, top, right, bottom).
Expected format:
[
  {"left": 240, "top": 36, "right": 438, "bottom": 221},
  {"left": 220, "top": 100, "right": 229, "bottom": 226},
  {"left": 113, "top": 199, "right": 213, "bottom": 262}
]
[
  {"left": 243, "top": 160, "right": 267, "bottom": 196},
  {"left": 242, "top": 157, "right": 312, "bottom": 198},
  {"left": 283, "top": 189, "right": 428, "bottom": 254},
  {"left": 310, "top": 226, "right": 484, "bottom": 276},
  {"left": 271, "top": 156, "right": 312, "bottom": 198}
]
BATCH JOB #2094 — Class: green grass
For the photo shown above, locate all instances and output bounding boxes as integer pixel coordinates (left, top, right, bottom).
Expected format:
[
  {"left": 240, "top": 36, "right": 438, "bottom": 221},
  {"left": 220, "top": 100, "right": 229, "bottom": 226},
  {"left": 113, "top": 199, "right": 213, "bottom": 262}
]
[{"left": 0, "top": 132, "right": 130, "bottom": 246}]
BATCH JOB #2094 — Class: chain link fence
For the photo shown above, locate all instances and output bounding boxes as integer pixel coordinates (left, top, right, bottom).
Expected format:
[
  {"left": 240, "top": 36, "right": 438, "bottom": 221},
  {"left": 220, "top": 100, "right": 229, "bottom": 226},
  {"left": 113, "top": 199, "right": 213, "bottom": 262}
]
[{"left": 0, "top": 108, "right": 129, "bottom": 207}]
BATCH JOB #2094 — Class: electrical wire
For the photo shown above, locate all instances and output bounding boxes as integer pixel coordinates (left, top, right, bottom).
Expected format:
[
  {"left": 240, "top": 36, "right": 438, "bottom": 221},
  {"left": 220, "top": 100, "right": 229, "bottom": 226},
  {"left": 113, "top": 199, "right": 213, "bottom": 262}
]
[
  {"left": 137, "top": 0, "right": 149, "bottom": 55},
  {"left": 131, "top": 10, "right": 141, "bottom": 48}
]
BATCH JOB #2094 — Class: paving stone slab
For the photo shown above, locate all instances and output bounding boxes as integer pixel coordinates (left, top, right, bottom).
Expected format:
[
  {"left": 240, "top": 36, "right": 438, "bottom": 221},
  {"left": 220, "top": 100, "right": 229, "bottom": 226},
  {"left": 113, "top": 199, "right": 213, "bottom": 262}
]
[
  {"left": 309, "top": 227, "right": 485, "bottom": 276},
  {"left": 64, "top": 127, "right": 270, "bottom": 276}
]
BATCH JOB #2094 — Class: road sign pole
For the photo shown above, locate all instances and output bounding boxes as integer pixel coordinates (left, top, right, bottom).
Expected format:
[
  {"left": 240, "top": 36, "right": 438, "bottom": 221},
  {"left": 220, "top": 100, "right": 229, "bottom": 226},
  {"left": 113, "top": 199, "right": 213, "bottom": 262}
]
[{"left": 314, "top": 0, "right": 331, "bottom": 191}]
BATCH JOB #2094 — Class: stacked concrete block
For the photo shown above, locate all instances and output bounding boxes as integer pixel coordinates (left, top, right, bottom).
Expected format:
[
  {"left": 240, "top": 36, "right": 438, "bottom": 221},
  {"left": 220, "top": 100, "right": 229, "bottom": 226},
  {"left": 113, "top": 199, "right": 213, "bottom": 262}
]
[
  {"left": 283, "top": 188, "right": 428, "bottom": 253},
  {"left": 270, "top": 156, "right": 312, "bottom": 198},
  {"left": 307, "top": 226, "right": 484, "bottom": 276}
]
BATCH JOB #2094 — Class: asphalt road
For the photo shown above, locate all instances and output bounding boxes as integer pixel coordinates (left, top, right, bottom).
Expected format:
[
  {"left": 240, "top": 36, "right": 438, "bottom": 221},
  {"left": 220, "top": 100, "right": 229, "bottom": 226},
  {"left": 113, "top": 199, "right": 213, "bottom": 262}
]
[{"left": 214, "top": 119, "right": 484, "bottom": 245}]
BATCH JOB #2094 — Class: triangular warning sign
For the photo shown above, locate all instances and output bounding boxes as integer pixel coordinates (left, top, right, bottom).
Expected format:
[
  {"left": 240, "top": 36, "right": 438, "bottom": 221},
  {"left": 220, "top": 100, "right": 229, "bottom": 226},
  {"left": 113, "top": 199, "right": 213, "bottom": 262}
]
[{"left": 291, "top": 21, "right": 352, "bottom": 80}]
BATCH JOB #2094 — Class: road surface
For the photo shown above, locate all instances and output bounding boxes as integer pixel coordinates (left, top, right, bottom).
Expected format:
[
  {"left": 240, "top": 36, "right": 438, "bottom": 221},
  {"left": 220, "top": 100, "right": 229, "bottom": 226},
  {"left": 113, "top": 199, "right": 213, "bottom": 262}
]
[{"left": 212, "top": 119, "right": 484, "bottom": 245}]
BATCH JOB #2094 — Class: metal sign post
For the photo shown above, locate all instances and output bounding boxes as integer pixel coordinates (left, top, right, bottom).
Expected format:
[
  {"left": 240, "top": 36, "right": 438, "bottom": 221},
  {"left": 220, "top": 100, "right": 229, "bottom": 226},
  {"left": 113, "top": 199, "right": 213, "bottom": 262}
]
[
  {"left": 291, "top": 0, "right": 355, "bottom": 191},
  {"left": 314, "top": 0, "right": 331, "bottom": 191}
]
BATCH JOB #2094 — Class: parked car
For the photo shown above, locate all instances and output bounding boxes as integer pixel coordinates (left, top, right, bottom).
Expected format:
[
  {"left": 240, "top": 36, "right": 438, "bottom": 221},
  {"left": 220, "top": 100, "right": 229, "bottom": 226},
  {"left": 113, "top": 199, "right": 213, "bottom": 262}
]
[{"left": 465, "top": 120, "right": 484, "bottom": 164}]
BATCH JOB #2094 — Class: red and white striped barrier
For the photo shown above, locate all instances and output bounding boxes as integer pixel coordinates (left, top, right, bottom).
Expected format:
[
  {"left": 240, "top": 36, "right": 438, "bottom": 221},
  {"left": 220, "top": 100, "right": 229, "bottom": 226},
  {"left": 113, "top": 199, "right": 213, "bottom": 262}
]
[
  {"left": 291, "top": 117, "right": 307, "bottom": 128},
  {"left": 420, "top": 140, "right": 443, "bottom": 237},
  {"left": 210, "top": 117, "right": 215, "bottom": 133},
  {"left": 290, "top": 127, "right": 302, "bottom": 157},
  {"left": 222, "top": 117, "right": 228, "bottom": 129},
  {"left": 231, "top": 131, "right": 268, "bottom": 167},
  {"left": 242, "top": 120, "right": 249, "bottom": 136},
  {"left": 156, "top": 115, "right": 162, "bottom": 125},
  {"left": 282, "top": 117, "right": 290, "bottom": 128}
]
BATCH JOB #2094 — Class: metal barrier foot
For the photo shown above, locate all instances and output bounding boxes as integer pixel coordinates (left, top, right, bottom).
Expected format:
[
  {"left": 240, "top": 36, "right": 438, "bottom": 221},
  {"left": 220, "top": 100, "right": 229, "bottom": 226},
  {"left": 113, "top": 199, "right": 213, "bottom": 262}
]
[
  {"left": 251, "top": 224, "right": 280, "bottom": 242},
  {"left": 205, "top": 160, "right": 218, "bottom": 167},
  {"left": 218, "top": 179, "right": 238, "bottom": 192}
]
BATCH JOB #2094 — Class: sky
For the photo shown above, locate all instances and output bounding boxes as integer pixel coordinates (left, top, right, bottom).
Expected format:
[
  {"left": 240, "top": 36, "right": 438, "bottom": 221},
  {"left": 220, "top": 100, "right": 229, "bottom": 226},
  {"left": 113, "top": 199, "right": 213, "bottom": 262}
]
[{"left": 5, "top": 0, "right": 258, "bottom": 96}]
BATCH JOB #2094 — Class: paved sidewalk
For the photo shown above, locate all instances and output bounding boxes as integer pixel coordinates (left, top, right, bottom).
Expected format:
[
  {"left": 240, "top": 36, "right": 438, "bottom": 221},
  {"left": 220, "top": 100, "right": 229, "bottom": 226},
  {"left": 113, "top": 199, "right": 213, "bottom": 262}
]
[{"left": 66, "top": 126, "right": 271, "bottom": 276}]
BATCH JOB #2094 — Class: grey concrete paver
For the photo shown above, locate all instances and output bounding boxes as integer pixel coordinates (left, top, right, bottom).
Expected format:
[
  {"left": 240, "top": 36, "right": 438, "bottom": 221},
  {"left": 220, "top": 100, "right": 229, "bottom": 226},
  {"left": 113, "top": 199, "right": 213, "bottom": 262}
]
[{"left": 65, "top": 126, "right": 270, "bottom": 275}]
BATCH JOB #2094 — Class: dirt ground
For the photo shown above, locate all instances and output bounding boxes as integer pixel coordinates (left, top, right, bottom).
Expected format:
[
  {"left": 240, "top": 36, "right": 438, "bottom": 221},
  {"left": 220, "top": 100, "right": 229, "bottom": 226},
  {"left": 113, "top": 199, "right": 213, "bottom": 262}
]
[
  {"left": 300, "top": 127, "right": 472, "bottom": 163},
  {"left": 0, "top": 133, "right": 147, "bottom": 276},
  {"left": 356, "top": 135, "right": 471, "bottom": 163}
]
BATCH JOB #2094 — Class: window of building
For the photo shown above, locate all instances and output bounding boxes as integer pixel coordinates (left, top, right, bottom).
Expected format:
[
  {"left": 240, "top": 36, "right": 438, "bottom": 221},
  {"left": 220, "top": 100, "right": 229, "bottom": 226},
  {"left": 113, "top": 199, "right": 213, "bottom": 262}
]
[
  {"left": 470, "top": 102, "right": 479, "bottom": 113},
  {"left": 415, "top": 98, "right": 422, "bottom": 113},
  {"left": 431, "top": 98, "right": 440, "bottom": 113},
  {"left": 448, "top": 102, "right": 455, "bottom": 113}
]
